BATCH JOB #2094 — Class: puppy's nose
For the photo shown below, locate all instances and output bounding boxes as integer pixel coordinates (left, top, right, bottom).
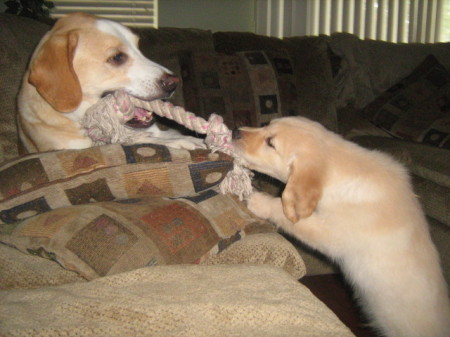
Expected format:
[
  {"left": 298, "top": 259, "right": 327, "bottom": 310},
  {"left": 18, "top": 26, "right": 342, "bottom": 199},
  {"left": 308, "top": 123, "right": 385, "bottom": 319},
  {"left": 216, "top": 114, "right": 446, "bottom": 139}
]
[
  {"left": 232, "top": 128, "right": 241, "bottom": 140},
  {"left": 160, "top": 73, "right": 179, "bottom": 93}
]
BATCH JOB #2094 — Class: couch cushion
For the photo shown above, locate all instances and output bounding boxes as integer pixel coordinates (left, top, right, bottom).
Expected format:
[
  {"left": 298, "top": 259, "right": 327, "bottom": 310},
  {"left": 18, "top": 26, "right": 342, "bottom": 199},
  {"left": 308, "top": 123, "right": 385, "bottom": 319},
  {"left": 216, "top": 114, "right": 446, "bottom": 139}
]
[
  {"left": 0, "top": 264, "right": 354, "bottom": 337},
  {"left": 0, "top": 190, "right": 262, "bottom": 280},
  {"left": 180, "top": 50, "right": 297, "bottom": 129},
  {"left": 284, "top": 35, "right": 338, "bottom": 132},
  {"left": 214, "top": 32, "right": 337, "bottom": 131},
  {"left": 330, "top": 32, "right": 450, "bottom": 109},
  {"left": 361, "top": 55, "right": 449, "bottom": 149},
  {"left": 136, "top": 27, "right": 215, "bottom": 107},
  {"left": 0, "top": 14, "right": 51, "bottom": 162},
  {"left": 0, "top": 144, "right": 232, "bottom": 225},
  {"left": 203, "top": 232, "right": 306, "bottom": 279},
  {"left": 352, "top": 136, "right": 449, "bottom": 227}
]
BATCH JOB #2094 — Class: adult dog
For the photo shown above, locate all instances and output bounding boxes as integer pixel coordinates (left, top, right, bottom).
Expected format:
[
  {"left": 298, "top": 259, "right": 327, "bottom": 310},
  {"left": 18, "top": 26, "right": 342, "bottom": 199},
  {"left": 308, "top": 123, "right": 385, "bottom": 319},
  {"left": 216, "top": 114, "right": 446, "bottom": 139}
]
[
  {"left": 232, "top": 116, "right": 450, "bottom": 337},
  {"left": 18, "top": 12, "right": 204, "bottom": 153}
]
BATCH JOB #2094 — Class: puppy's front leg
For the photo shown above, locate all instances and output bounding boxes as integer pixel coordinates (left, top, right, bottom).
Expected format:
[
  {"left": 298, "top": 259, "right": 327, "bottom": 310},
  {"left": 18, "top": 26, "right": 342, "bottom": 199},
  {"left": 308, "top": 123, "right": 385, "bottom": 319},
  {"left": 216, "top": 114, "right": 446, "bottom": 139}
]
[
  {"left": 247, "top": 191, "right": 332, "bottom": 253},
  {"left": 247, "top": 191, "right": 292, "bottom": 228}
]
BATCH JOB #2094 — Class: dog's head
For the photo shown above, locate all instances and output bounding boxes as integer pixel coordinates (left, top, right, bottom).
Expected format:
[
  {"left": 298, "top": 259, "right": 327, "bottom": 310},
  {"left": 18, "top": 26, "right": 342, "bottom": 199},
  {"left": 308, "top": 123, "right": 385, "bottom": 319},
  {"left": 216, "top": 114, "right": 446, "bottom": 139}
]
[
  {"left": 28, "top": 13, "right": 177, "bottom": 114},
  {"left": 233, "top": 117, "right": 328, "bottom": 222}
]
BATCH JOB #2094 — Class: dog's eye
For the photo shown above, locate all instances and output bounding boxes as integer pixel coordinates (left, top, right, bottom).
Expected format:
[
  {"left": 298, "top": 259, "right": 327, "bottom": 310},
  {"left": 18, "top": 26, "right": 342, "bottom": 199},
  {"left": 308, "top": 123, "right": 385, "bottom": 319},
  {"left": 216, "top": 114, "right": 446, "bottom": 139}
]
[
  {"left": 266, "top": 137, "right": 275, "bottom": 149},
  {"left": 108, "top": 52, "right": 128, "bottom": 66}
]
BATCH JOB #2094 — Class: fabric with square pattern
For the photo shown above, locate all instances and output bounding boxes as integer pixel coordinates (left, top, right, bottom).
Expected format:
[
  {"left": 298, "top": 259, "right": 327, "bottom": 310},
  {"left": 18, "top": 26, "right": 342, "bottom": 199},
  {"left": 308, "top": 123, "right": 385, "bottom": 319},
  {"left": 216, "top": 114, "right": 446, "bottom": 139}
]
[
  {"left": 0, "top": 191, "right": 262, "bottom": 280},
  {"left": 0, "top": 144, "right": 232, "bottom": 225}
]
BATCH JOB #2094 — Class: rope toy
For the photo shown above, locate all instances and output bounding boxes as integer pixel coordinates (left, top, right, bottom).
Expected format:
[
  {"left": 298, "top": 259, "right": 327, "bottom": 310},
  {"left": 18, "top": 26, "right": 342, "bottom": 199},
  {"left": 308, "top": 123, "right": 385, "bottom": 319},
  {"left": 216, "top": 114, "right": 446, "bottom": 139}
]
[{"left": 81, "top": 91, "right": 253, "bottom": 200}]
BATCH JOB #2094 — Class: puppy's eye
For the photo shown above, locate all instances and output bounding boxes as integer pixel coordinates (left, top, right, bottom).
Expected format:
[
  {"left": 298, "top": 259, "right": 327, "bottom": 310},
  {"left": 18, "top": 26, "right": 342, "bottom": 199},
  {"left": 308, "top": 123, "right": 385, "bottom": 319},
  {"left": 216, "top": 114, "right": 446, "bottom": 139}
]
[
  {"left": 108, "top": 52, "right": 128, "bottom": 66},
  {"left": 266, "top": 137, "right": 275, "bottom": 149}
]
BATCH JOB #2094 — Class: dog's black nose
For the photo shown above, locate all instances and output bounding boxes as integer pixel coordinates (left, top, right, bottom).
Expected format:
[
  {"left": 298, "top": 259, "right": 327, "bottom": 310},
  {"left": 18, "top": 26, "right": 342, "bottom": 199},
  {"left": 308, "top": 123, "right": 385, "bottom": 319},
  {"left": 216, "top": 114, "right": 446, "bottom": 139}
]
[
  {"left": 232, "top": 128, "right": 241, "bottom": 140},
  {"left": 160, "top": 73, "right": 179, "bottom": 93}
]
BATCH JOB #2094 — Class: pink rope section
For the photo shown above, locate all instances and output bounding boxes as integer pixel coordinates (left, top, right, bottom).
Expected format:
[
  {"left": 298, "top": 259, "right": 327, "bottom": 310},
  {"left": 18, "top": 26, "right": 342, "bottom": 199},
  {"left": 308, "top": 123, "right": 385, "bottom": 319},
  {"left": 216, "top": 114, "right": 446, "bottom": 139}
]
[{"left": 114, "top": 91, "right": 234, "bottom": 155}]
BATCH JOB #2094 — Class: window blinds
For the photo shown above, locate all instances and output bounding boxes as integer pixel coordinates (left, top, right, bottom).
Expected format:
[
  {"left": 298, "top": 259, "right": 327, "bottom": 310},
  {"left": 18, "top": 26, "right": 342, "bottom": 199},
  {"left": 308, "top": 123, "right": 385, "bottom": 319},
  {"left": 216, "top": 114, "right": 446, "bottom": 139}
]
[
  {"left": 51, "top": 0, "right": 158, "bottom": 28},
  {"left": 257, "top": 0, "right": 445, "bottom": 43}
]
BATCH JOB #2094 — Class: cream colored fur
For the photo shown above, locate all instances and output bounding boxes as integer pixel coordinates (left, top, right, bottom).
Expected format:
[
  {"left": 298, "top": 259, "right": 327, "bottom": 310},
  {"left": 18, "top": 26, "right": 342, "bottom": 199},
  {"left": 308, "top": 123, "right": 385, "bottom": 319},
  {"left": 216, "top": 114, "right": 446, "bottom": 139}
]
[
  {"left": 18, "top": 13, "right": 204, "bottom": 153},
  {"left": 233, "top": 116, "right": 450, "bottom": 337}
]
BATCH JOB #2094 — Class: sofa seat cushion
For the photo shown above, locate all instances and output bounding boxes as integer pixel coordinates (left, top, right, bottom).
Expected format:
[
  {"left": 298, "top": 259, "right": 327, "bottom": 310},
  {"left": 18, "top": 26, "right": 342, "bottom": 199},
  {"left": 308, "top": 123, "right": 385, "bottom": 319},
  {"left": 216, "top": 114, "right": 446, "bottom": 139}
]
[
  {"left": 352, "top": 135, "right": 449, "bottom": 227},
  {"left": 0, "top": 264, "right": 354, "bottom": 337},
  {"left": 203, "top": 232, "right": 306, "bottom": 279}
]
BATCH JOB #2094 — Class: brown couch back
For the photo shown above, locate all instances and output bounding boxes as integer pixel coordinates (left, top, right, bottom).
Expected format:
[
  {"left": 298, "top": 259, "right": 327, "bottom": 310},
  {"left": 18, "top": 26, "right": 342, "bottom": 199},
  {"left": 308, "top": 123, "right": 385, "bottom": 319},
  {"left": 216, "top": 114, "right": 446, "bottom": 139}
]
[{"left": 0, "top": 14, "right": 51, "bottom": 161}]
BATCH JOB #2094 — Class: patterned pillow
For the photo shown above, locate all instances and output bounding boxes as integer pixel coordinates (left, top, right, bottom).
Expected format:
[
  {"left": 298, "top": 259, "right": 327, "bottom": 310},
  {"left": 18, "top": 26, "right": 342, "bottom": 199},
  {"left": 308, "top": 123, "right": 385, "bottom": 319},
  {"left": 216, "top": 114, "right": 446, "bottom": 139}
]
[
  {"left": 362, "top": 55, "right": 450, "bottom": 149},
  {"left": 0, "top": 190, "right": 259, "bottom": 280},
  {"left": 181, "top": 50, "right": 298, "bottom": 129},
  {"left": 0, "top": 144, "right": 233, "bottom": 225}
]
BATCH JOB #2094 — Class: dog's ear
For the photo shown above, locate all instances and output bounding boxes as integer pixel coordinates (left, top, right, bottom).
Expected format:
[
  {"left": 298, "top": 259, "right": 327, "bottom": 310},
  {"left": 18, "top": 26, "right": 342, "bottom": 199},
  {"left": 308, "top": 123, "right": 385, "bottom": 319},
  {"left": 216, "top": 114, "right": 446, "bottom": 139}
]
[
  {"left": 281, "top": 155, "right": 324, "bottom": 223},
  {"left": 29, "top": 31, "right": 82, "bottom": 112}
]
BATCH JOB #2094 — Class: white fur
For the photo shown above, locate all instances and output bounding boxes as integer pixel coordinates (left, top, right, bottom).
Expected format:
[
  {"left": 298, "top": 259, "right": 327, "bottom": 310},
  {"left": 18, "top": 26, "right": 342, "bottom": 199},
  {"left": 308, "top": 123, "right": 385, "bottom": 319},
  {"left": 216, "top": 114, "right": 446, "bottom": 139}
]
[
  {"left": 18, "top": 13, "right": 205, "bottom": 152},
  {"left": 96, "top": 19, "right": 172, "bottom": 100},
  {"left": 235, "top": 116, "right": 450, "bottom": 337}
]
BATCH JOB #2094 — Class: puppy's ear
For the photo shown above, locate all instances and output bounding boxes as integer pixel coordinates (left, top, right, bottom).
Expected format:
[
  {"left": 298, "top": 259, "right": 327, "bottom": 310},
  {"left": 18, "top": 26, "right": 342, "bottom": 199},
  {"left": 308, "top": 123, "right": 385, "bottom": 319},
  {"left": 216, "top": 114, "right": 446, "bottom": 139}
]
[
  {"left": 29, "top": 31, "right": 82, "bottom": 112},
  {"left": 281, "top": 156, "right": 324, "bottom": 223}
]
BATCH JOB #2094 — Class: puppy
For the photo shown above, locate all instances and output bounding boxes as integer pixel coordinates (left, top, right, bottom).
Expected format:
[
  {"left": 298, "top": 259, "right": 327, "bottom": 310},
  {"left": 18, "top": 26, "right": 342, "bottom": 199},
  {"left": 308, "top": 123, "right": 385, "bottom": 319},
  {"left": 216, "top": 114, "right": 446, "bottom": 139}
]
[
  {"left": 18, "top": 12, "right": 204, "bottom": 153},
  {"left": 233, "top": 116, "right": 450, "bottom": 337}
]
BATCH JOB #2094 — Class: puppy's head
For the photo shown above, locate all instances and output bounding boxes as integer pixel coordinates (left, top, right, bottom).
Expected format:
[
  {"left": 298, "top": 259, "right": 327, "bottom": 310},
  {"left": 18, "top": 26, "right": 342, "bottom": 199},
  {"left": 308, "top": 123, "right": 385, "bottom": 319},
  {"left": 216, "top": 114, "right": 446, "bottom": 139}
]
[
  {"left": 28, "top": 13, "right": 176, "bottom": 113},
  {"left": 233, "top": 117, "right": 327, "bottom": 222}
]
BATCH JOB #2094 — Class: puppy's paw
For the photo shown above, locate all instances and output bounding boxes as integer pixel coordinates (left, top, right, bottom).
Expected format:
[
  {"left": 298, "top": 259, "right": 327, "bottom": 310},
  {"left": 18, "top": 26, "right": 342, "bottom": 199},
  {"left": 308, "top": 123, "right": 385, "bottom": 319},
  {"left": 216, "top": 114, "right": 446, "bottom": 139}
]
[
  {"left": 166, "top": 137, "right": 206, "bottom": 150},
  {"left": 246, "top": 191, "right": 275, "bottom": 219}
]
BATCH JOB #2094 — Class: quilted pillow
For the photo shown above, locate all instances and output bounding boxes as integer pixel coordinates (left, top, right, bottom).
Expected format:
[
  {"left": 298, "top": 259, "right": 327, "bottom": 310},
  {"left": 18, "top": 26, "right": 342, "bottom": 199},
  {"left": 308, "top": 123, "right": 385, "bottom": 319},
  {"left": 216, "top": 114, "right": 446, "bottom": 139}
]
[
  {"left": 0, "top": 190, "right": 259, "bottom": 280},
  {"left": 0, "top": 144, "right": 233, "bottom": 225},
  {"left": 362, "top": 55, "right": 450, "bottom": 149}
]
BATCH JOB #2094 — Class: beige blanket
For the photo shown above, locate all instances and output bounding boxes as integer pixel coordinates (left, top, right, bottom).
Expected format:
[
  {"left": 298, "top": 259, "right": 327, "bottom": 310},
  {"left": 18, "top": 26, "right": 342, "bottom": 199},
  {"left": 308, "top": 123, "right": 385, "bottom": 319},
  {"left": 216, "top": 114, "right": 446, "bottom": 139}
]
[{"left": 0, "top": 264, "right": 354, "bottom": 337}]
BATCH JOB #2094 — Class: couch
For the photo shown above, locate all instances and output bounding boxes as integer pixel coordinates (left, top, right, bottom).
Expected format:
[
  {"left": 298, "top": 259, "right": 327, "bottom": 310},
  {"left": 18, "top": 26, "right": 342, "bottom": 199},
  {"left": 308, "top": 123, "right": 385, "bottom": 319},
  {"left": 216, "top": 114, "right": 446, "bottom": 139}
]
[{"left": 0, "top": 12, "right": 448, "bottom": 336}]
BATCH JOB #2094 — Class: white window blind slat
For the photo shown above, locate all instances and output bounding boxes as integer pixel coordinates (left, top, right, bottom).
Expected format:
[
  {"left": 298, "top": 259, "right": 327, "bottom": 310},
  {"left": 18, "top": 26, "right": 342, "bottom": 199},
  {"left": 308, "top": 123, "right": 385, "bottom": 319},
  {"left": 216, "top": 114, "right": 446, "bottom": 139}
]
[
  {"left": 387, "top": 0, "right": 399, "bottom": 43},
  {"left": 397, "top": 0, "right": 408, "bottom": 42},
  {"left": 343, "top": 0, "right": 355, "bottom": 33},
  {"left": 354, "top": 0, "right": 366, "bottom": 38},
  {"left": 51, "top": 0, "right": 158, "bottom": 28}
]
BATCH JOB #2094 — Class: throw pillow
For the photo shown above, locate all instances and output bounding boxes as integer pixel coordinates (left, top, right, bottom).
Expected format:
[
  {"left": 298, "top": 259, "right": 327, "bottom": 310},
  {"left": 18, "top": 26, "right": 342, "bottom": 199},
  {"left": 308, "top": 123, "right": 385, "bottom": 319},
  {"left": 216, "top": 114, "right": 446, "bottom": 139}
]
[
  {"left": 0, "top": 243, "right": 85, "bottom": 289},
  {"left": 135, "top": 27, "right": 216, "bottom": 108},
  {"left": 0, "top": 144, "right": 233, "bottom": 225},
  {"left": 0, "top": 189, "right": 260, "bottom": 280},
  {"left": 362, "top": 55, "right": 450, "bottom": 149},
  {"left": 180, "top": 50, "right": 298, "bottom": 128}
]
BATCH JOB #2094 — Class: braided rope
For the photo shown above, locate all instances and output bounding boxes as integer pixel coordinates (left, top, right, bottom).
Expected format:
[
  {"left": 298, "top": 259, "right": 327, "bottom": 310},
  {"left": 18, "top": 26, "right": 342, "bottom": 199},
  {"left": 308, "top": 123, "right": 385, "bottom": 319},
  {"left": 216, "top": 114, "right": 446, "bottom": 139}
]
[
  {"left": 127, "top": 96, "right": 234, "bottom": 156},
  {"left": 82, "top": 91, "right": 253, "bottom": 200}
]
